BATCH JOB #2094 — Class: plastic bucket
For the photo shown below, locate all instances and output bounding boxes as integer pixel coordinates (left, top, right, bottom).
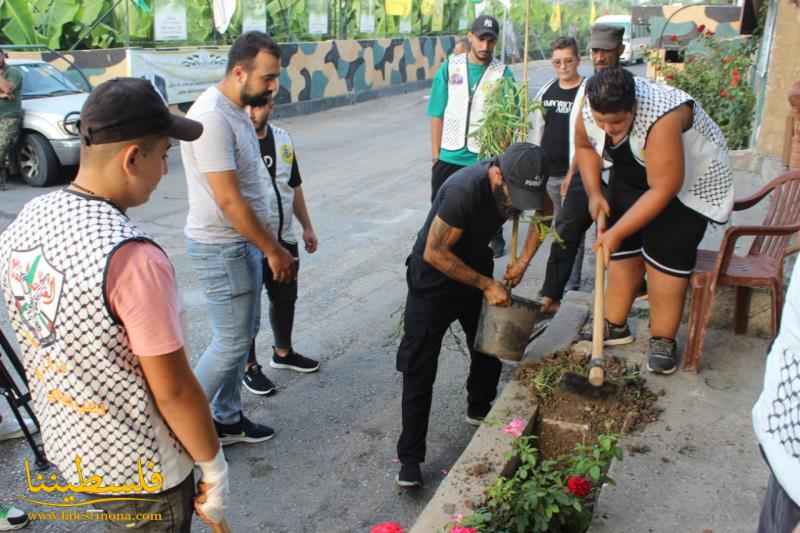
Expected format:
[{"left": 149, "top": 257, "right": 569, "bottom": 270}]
[{"left": 474, "top": 295, "right": 541, "bottom": 362}]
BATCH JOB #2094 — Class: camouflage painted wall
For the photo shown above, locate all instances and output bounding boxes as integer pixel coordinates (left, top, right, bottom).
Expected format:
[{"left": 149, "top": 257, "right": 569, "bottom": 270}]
[{"left": 9, "top": 36, "right": 457, "bottom": 107}]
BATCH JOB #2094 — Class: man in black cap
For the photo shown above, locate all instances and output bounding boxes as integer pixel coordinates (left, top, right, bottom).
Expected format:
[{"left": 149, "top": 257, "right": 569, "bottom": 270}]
[
  {"left": 427, "top": 14, "right": 514, "bottom": 258},
  {"left": 0, "top": 78, "right": 229, "bottom": 530},
  {"left": 538, "top": 23, "right": 628, "bottom": 317},
  {"left": 395, "top": 142, "right": 549, "bottom": 488}
]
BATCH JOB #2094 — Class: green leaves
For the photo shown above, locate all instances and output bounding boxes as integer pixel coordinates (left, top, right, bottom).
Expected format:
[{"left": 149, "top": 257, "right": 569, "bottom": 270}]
[
  {"left": 1, "top": 0, "right": 43, "bottom": 45},
  {"left": 650, "top": 34, "right": 757, "bottom": 150}
]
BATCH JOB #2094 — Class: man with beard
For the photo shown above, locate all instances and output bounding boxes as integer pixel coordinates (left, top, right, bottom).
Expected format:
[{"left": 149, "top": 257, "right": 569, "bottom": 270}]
[
  {"left": 395, "top": 143, "right": 549, "bottom": 488},
  {"left": 181, "top": 32, "right": 294, "bottom": 445},
  {"left": 428, "top": 15, "right": 514, "bottom": 258},
  {"left": 239, "top": 99, "right": 320, "bottom": 397},
  {"left": 537, "top": 24, "right": 630, "bottom": 321}
]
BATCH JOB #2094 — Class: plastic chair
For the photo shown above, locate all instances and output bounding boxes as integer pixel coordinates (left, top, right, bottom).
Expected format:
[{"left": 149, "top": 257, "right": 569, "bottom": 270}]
[{"left": 683, "top": 170, "right": 800, "bottom": 372}]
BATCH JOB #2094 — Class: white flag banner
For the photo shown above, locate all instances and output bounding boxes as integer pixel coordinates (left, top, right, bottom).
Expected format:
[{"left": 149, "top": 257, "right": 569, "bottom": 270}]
[{"left": 212, "top": 0, "right": 237, "bottom": 34}]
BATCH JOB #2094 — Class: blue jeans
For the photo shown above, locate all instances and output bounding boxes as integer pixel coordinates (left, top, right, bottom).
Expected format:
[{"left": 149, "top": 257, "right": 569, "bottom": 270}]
[{"left": 187, "top": 239, "right": 263, "bottom": 424}]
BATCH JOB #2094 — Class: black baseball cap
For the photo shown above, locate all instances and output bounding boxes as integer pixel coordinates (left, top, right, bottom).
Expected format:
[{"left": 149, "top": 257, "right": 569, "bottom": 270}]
[
  {"left": 589, "top": 24, "right": 624, "bottom": 50},
  {"left": 471, "top": 15, "right": 499, "bottom": 40},
  {"left": 499, "top": 143, "right": 549, "bottom": 211},
  {"left": 79, "top": 77, "right": 202, "bottom": 146}
]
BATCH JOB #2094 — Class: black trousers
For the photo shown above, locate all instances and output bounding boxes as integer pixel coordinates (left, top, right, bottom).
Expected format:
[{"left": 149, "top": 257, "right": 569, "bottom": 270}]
[
  {"left": 431, "top": 159, "right": 464, "bottom": 201},
  {"left": 541, "top": 176, "right": 606, "bottom": 301},
  {"left": 248, "top": 241, "right": 299, "bottom": 363},
  {"left": 396, "top": 258, "right": 502, "bottom": 464}
]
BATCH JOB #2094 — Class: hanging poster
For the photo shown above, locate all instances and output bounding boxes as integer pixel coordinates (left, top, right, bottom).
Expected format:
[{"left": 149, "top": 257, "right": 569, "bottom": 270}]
[
  {"left": 385, "top": 0, "right": 412, "bottom": 17},
  {"left": 129, "top": 48, "right": 228, "bottom": 104},
  {"left": 242, "top": 0, "right": 268, "bottom": 33},
  {"left": 154, "top": 0, "right": 188, "bottom": 41},
  {"left": 359, "top": 0, "right": 375, "bottom": 33},
  {"left": 308, "top": 0, "right": 328, "bottom": 33},
  {"left": 457, "top": 3, "right": 470, "bottom": 30},
  {"left": 431, "top": 0, "right": 444, "bottom": 31},
  {"left": 399, "top": 16, "right": 412, "bottom": 33}
]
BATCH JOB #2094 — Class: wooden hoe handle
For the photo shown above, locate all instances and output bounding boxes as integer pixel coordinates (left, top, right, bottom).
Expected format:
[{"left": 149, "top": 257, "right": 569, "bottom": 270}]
[{"left": 589, "top": 214, "right": 606, "bottom": 387}]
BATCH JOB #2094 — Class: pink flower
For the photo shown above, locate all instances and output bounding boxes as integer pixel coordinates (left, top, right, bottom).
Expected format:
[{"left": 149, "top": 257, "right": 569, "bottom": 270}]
[
  {"left": 450, "top": 513, "right": 464, "bottom": 524},
  {"left": 451, "top": 528, "right": 478, "bottom": 533},
  {"left": 371, "top": 522, "right": 404, "bottom": 533},
  {"left": 503, "top": 418, "right": 526, "bottom": 438}
]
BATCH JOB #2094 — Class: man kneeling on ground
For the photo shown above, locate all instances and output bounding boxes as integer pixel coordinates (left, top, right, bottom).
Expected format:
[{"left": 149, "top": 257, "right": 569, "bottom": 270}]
[{"left": 575, "top": 67, "right": 734, "bottom": 375}]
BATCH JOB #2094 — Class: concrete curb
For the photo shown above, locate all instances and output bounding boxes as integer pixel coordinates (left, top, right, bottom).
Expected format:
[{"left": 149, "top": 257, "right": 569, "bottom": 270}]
[
  {"left": 409, "top": 290, "right": 591, "bottom": 532},
  {"left": 409, "top": 379, "right": 539, "bottom": 533}
]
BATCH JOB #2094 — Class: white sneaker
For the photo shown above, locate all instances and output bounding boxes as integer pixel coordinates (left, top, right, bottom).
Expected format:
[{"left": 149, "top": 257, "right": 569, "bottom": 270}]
[
  {"left": 0, "top": 503, "right": 29, "bottom": 531},
  {"left": 0, "top": 415, "right": 37, "bottom": 442}
]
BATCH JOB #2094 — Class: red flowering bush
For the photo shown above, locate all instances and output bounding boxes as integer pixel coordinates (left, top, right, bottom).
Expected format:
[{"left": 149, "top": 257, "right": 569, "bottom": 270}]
[
  {"left": 371, "top": 522, "right": 404, "bottom": 533},
  {"left": 648, "top": 32, "right": 757, "bottom": 149},
  {"left": 453, "top": 435, "right": 622, "bottom": 533},
  {"left": 567, "top": 475, "right": 593, "bottom": 498}
]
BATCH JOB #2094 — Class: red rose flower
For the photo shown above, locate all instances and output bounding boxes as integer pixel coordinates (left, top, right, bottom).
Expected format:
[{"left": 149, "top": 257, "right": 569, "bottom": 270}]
[
  {"left": 371, "top": 522, "right": 404, "bottom": 533},
  {"left": 697, "top": 24, "right": 706, "bottom": 33},
  {"left": 704, "top": 29, "right": 715, "bottom": 37},
  {"left": 665, "top": 74, "right": 674, "bottom": 81},
  {"left": 731, "top": 67, "right": 741, "bottom": 88},
  {"left": 567, "top": 475, "right": 592, "bottom": 498},
  {"left": 670, "top": 34, "right": 679, "bottom": 42},
  {"left": 720, "top": 89, "right": 729, "bottom": 98}
]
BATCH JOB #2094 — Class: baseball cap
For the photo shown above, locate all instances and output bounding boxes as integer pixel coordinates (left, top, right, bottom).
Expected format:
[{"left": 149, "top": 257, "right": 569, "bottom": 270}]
[
  {"left": 499, "top": 143, "right": 549, "bottom": 211},
  {"left": 79, "top": 78, "right": 202, "bottom": 146},
  {"left": 471, "top": 15, "right": 499, "bottom": 40},
  {"left": 589, "top": 24, "right": 624, "bottom": 50}
]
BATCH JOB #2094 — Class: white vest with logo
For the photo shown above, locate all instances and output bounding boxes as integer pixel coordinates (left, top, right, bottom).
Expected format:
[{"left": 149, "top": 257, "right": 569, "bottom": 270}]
[
  {"left": 583, "top": 76, "right": 734, "bottom": 223},
  {"left": 263, "top": 125, "right": 297, "bottom": 244},
  {"left": 0, "top": 190, "right": 192, "bottom": 493},
  {"left": 441, "top": 53, "right": 506, "bottom": 155}
]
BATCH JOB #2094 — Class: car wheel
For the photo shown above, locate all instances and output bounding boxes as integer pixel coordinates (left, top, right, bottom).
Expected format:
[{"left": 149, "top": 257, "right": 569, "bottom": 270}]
[{"left": 19, "top": 132, "right": 60, "bottom": 187}]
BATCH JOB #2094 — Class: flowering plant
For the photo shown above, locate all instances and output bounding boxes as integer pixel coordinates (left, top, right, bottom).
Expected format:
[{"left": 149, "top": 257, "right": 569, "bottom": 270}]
[
  {"left": 648, "top": 33, "right": 757, "bottom": 150},
  {"left": 449, "top": 434, "right": 622, "bottom": 532},
  {"left": 371, "top": 521, "right": 404, "bottom": 533}
]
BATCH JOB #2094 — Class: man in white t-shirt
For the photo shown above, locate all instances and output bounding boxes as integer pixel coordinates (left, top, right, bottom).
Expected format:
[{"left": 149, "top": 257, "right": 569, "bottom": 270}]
[
  {"left": 754, "top": 257, "right": 800, "bottom": 533},
  {"left": 181, "top": 31, "right": 295, "bottom": 445}
]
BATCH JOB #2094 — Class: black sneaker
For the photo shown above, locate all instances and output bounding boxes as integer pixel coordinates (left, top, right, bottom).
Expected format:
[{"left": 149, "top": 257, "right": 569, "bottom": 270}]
[
  {"left": 490, "top": 236, "right": 506, "bottom": 258},
  {"left": 465, "top": 405, "right": 490, "bottom": 427},
  {"left": 578, "top": 319, "right": 634, "bottom": 346},
  {"left": 647, "top": 337, "right": 678, "bottom": 375},
  {"left": 242, "top": 364, "right": 277, "bottom": 396},
  {"left": 215, "top": 413, "right": 275, "bottom": 446},
  {"left": 269, "top": 348, "right": 320, "bottom": 373},
  {"left": 396, "top": 463, "right": 423, "bottom": 488}
]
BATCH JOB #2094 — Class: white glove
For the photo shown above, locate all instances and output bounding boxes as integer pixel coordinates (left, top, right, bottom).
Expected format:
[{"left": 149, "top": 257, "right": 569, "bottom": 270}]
[{"left": 196, "top": 448, "right": 229, "bottom": 523}]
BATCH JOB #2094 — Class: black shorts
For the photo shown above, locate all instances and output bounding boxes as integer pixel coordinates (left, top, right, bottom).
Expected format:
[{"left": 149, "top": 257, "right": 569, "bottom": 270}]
[{"left": 608, "top": 177, "right": 708, "bottom": 278}]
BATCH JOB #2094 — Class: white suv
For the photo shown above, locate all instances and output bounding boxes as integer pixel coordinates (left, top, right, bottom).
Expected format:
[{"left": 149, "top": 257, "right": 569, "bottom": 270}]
[{"left": 8, "top": 59, "right": 88, "bottom": 187}]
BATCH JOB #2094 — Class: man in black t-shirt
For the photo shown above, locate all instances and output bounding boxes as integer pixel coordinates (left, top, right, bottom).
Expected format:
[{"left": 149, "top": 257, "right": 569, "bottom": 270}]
[
  {"left": 395, "top": 143, "right": 549, "bottom": 488},
  {"left": 531, "top": 36, "right": 586, "bottom": 314},
  {"left": 241, "top": 100, "right": 321, "bottom": 397}
]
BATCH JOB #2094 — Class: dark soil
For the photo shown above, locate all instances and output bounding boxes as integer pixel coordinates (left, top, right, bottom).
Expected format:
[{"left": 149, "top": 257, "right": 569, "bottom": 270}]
[{"left": 516, "top": 350, "right": 663, "bottom": 460}]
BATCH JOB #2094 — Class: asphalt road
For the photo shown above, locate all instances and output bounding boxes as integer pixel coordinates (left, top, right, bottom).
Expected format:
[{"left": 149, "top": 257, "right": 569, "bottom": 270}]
[{"left": 0, "top": 61, "right": 646, "bottom": 533}]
